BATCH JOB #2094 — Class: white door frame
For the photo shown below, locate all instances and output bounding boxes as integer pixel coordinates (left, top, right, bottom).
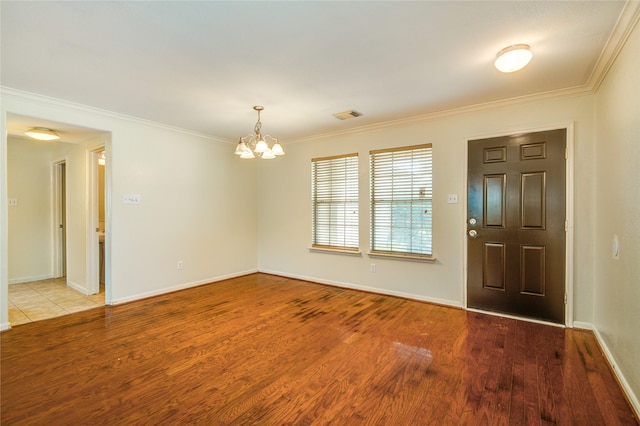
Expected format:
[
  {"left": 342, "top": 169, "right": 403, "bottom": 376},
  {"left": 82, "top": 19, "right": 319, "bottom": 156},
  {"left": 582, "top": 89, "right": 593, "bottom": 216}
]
[
  {"left": 462, "top": 122, "right": 575, "bottom": 327},
  {"left": 86, "top": 149, "right": 103, "bottom": 295}
]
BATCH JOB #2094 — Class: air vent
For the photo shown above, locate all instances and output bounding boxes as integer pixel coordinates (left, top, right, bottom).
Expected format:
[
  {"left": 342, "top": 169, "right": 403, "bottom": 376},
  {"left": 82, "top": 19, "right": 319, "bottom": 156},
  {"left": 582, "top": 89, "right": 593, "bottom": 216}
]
[{"left": 332, "top": 110, "right": 363, "bottom": 120}]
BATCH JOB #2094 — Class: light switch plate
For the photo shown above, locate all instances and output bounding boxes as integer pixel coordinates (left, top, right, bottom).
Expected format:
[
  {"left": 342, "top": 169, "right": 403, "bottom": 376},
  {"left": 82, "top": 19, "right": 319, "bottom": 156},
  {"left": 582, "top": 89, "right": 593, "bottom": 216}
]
[{"left": 122, "top": 194, "right": 142, "bottom": 204}]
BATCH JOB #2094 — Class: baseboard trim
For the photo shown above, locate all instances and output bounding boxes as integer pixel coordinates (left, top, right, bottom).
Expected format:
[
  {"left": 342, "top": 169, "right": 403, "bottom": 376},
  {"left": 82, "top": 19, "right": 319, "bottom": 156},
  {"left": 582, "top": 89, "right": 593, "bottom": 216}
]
[
  {"left": 109, "top": 269, "right": 258, "bottom": 305},
  {"left": 258, "top": 269, "right": 462, "bottom": 309},
  {"left": 67, "top": 280, "right": 89, "bottom": 295},
  {"left": 0, "top": 322, "right": 11, "bottom": 331},
  {"left": 9, "top": 275, "right": 53, "bottom": 285},
  {"left": 592, "top": 327, "right": 640, "bottom": 419},
  {"left": 572, "top": 321, "right": 593, "bottom": 330}
]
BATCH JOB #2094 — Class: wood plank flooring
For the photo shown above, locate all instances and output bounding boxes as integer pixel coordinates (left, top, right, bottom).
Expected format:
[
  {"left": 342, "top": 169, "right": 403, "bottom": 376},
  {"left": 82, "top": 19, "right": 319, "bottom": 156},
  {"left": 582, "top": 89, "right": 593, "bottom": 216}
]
[{"left": 2, "top": 273, "right": 637, "bottom": 425}]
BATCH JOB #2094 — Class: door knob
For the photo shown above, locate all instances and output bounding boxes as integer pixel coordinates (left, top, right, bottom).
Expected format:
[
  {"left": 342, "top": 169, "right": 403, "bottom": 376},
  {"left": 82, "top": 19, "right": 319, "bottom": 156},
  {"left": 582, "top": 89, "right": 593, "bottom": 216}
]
[{"left": 468, "top": 229, "right": 479, "bottom": 238}]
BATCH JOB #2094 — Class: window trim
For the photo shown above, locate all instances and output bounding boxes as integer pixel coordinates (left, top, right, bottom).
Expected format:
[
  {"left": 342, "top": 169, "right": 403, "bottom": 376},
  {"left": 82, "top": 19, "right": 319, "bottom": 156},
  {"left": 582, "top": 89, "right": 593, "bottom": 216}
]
[{"left": 367, "top": 251, "right": 436, "bottom": 263}]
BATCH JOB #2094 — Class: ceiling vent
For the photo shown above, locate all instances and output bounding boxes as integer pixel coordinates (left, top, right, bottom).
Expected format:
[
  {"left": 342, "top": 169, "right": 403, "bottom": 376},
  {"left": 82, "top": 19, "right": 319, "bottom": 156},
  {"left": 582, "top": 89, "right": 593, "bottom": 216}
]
[{"left": 332, "top": 110, "right": 363, "bottom": 120}]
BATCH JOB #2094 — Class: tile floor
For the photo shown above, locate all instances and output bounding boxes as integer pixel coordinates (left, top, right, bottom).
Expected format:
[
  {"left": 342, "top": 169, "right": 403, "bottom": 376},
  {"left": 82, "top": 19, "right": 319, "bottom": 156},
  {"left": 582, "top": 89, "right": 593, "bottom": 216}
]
[{"left": 8, "top": 278, "right": 105, "bottom": 326}]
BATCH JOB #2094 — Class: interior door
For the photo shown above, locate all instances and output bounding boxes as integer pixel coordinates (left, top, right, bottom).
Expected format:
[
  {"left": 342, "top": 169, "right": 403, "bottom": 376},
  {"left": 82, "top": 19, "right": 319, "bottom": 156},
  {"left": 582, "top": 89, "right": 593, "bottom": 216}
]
[
  {"left": 54, "top": 161, "right": 67, "bottom": 278},
  {"left": 467, "top": 129, "right": 566, "bottom": 324}
]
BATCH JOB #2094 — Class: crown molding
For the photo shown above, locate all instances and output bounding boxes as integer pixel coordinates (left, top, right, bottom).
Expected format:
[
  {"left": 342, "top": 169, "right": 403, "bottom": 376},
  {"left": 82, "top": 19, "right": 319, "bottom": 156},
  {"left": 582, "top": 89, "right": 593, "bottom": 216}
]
[
  {"left": 1, "top": 83, "right": 594, "bottom": 148},
  {"left": 288, "top": 85, "right": 593, "bottom": 145},
  {"left": 0, "top": 86, "right": 230, "bottom": 144},
  {"left": 588, "top": 0, "right": 640, "bottom": 92}
]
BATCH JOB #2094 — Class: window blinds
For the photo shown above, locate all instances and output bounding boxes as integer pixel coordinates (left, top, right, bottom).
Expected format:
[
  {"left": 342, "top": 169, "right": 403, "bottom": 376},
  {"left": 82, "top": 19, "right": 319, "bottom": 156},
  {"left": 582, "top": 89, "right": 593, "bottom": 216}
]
[
  {"left": 370, "top": 144, "right": 433, "bottom": 256},
  {"left": 311, "top": 153, "right": 359, "bottom": 250}
]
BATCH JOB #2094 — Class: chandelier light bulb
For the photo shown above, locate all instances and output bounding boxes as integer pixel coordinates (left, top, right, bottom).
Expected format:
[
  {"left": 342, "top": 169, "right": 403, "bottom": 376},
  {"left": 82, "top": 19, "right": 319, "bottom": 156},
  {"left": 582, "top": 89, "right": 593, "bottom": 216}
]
[
  {"left": 234, "top": 139, "right": 247, "bottom": 155},
  {"left": 240, "top": 150, "right": 255, "bottom": 159},
  {"left": 271, "top": 141, "right": 285, "bottom": 156},
  {"left": 261, "top": 150, "right": 276, "bottom": 160},
  {"left": 254, "top": 139, "right": 269, "bottom": 153}
]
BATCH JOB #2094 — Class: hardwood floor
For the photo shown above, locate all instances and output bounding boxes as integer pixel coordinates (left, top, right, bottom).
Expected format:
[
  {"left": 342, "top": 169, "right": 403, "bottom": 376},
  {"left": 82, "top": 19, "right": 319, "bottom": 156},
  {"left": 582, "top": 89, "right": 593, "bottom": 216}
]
[{"left": 2, "top": 273, "right": 637, "bottom": 425}]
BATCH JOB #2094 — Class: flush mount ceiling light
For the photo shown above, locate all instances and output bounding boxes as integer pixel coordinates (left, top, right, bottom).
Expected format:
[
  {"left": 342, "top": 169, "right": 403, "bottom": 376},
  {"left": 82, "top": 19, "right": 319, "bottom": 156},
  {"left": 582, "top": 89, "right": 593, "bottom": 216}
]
[
  {"left": 494, "top": 44, "right": 532, "bottom": 73},
  {"left": 234, "top": 106, "right": 285, "bottom": 160},
  {"left": 25, "top": 127, "right": 60, "bottom": 141}
]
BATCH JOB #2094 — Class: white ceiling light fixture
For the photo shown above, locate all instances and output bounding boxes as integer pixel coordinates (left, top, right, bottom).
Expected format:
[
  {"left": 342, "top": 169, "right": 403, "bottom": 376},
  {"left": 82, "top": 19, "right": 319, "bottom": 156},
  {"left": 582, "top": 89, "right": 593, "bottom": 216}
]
[
  {"left": 234, "top": 106, "right": 285, "bottom": 160},
  {"left": 25, "top": 127, "right": 60, "bottom": 141},
  {"left": 494, "top": 44, "right": 533, "bottom": 73}
]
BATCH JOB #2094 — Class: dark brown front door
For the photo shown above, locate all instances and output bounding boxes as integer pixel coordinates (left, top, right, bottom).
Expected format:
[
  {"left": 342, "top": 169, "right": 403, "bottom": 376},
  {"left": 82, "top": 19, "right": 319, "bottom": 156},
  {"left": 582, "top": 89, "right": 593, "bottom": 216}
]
[{"left": 467, "top": 129, "right": 566, "bottom": 323}]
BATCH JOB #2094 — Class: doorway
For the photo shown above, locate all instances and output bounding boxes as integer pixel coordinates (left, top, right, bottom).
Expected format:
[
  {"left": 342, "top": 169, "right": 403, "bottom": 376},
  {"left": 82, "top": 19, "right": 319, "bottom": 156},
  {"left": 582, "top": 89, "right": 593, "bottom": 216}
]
[
  {"left": 53, "top": 161, "right": 66, "bottom": 278},
  {"left": 5, "top": 114, "right": 110, "bottom": 326},
  {"left": 466, "top": 129, "right": 567, "bottom": 324}
]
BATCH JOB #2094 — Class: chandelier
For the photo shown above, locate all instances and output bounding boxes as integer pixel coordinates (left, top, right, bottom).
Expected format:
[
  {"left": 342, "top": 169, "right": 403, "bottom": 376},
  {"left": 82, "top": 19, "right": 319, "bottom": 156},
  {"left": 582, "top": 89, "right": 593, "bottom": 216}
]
[{"left": 234, "top": 106, "right": 285, "bottom": 159}]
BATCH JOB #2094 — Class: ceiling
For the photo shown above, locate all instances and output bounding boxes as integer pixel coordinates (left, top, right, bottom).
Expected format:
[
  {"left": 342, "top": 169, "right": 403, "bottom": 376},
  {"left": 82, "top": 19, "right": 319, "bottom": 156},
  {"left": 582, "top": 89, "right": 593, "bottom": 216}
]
[{"left": 0, "top": 1, "right": 633, "bottom": 144}]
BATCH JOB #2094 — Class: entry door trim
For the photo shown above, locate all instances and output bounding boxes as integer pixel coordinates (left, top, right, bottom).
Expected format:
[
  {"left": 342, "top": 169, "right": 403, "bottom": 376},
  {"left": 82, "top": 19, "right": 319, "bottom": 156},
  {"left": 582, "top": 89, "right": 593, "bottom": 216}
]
[{"left": 462, "top": 122, "right": 574, "bottom": 327}]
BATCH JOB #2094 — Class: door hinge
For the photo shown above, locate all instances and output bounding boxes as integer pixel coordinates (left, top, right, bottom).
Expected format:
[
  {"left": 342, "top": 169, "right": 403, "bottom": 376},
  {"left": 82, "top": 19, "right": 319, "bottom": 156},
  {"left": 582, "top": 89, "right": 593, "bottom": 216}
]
[
  {"left": 564, "top": 293, "right": 568, "bottom": 305},
  {"left": 565, "top": 221, "right": 568, "bottom": 232},
  {"left": 565, "top": 148, "right": 568, "bottom": 159}
]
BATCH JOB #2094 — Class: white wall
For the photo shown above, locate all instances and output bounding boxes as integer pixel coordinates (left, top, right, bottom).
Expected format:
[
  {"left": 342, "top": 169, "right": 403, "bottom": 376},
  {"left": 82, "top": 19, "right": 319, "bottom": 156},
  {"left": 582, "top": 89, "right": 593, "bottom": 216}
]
[
  {"left": 7, "top": 136, "right": 54, "bottom": 283},
  {"left": 106, "top": 121, "right": 258, "bottom": 303},
  {"left": 257, "top": 94, "right": 596, "bottom": 322},
  {"left": 594, "top": 19, "right": 640, "bottom": 413},
  {"left": 1, "top": 88, "right": 259, "bottom": 327}
]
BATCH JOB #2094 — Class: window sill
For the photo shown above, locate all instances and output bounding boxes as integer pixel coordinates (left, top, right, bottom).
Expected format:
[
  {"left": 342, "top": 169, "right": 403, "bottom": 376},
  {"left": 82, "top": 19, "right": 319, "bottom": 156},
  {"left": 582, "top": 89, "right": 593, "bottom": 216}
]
[
  {"left": 309, "top": 246, "right": 362, "bottom": 256},
  {"left": 367, "top": 251, "right": 436, "bottom": 263}
]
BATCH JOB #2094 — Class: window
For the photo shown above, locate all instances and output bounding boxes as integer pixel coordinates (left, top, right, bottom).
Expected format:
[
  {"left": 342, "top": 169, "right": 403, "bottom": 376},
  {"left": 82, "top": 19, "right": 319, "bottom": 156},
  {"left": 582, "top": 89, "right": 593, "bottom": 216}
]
[
  {"left": 311, "top": 153, "right": 359, "bottom": 251},
  {"left": 370, "top": 144, "right": 433, "bottom": 258}
]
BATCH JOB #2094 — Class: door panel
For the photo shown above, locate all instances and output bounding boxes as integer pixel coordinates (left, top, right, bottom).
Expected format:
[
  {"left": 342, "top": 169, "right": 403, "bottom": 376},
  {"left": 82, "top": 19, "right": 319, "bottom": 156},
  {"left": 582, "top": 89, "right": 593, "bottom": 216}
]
[
  {"left": 467, "top": 129, "right": 566, "bottom": 323},
  {"left": 484, "top": 175, "right": 506, "bottom": 227},
  {"left": 483, "top": 243, "right": 506, "bottom": 290}
]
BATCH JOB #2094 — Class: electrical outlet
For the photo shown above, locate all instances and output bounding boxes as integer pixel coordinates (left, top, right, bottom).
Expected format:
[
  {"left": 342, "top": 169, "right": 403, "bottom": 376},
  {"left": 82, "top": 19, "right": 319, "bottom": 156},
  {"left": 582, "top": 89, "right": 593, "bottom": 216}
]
[
  {"left": 8, "top": 198, "right": 18, "bottom": 206},
  {"left": 447, "top": 194, "right": 458, "bottom": 204},
  {"left": 177, "top": 261, "right": 183, "bottom": 270},
  {"left": 370, "top": 263, "right": 376, "bottom": 273}
]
